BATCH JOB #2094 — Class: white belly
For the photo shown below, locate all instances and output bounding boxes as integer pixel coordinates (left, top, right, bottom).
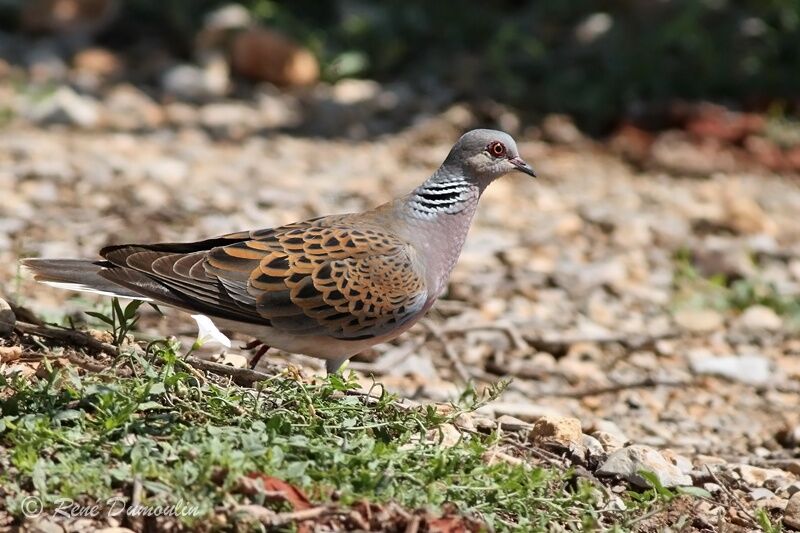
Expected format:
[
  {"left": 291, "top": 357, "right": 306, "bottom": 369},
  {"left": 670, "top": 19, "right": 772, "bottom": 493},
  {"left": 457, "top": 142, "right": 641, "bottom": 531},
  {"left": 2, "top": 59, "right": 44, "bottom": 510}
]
[{"left": 211, "top": 314, "right": 424, "bottom": 361}]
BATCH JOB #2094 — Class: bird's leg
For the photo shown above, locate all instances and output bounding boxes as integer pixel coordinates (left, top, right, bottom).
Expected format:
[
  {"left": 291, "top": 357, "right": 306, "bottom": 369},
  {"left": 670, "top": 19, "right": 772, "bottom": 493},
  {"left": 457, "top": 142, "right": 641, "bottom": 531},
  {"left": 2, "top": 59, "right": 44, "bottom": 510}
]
[
  {"left": 242, "top": 338, "right": 263, "bottom": 351},
  {"left": 241, "top": 339, "right": 271, "bottom": 369},
  {"left": 325, "top": 356, "right": 350, "bottom": 375},
  {"left": 249, "top": 344, "right": 270, "bottom": 369}
]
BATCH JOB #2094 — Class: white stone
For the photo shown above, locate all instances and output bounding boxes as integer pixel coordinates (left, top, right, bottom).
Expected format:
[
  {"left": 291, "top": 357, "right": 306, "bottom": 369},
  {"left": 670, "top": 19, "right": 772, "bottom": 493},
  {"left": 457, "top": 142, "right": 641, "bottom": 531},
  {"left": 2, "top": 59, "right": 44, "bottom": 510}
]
[
  {"left": 737, "top": 305, "right": 783, "bottom": 332},
  {"left": 689, "top": 353, "right": 771, "bottom": 385},
  {"left": 597, "top": 445, "right": 692, "bottom": 488},
  {"left": 28, "top": 86, "right": 100, "bottom": 128},
  {"left": 674, "top": 308, "right": 724, "bottom": 333}
]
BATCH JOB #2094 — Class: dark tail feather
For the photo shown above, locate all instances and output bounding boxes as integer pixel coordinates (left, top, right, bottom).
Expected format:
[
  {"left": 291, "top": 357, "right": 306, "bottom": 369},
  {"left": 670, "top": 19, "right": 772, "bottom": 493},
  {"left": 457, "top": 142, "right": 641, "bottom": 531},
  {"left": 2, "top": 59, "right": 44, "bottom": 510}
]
[{"left": 21, "top": 258, "right": 150, "bottom": 300}]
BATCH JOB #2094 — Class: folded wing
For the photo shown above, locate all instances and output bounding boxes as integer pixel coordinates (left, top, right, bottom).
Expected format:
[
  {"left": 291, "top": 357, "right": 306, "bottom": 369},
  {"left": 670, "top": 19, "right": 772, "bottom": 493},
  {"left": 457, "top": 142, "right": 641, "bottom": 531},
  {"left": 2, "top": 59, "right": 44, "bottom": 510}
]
[{"left": 98, "top": 220, "right": 428, "bottom": 340}]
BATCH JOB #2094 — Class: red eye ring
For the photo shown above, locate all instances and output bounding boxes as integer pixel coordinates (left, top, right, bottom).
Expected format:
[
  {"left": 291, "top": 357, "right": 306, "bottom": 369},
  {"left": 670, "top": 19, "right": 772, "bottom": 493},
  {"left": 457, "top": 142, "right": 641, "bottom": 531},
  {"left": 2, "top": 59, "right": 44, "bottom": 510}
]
[{"left": 488, "top": 141, "right": 506, "bottom": 158}]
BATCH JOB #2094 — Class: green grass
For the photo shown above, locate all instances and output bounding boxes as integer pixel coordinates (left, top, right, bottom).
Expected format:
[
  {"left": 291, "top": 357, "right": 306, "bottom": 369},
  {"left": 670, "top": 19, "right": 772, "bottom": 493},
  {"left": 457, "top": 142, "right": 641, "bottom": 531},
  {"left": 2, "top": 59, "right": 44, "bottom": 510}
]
[
  {"left": 672, "top": 250, "right": 800, "bottom": 329},
  {"left": 0, "top": 331, "right": 699, "bottom": 531}
]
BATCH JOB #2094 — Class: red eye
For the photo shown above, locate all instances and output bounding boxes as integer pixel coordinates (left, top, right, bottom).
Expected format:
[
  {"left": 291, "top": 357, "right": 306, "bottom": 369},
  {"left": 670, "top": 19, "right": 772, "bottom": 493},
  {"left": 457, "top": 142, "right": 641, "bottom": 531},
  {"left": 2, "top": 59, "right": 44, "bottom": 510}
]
[{"left": 488, "top": 141, "right": 506, "bottom": 158}]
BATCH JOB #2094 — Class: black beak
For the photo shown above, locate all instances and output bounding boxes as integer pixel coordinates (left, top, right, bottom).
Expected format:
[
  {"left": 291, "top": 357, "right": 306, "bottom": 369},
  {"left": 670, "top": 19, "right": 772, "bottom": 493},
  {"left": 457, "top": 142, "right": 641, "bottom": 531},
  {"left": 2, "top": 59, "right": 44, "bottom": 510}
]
[{"left": 509, "top": 156, "right": 536, "bottom": 177}]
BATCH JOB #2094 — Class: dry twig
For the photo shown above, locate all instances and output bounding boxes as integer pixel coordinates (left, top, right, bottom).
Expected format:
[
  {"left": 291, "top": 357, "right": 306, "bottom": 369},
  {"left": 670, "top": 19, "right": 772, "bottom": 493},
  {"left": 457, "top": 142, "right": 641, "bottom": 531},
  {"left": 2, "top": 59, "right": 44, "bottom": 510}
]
[
  {"left": 704, "top": 465, "right": 758, "bottom": 527},
  {"left": 233, "top": 504, "right": 334, "bottom": 527},
  {"left": 527, "top": 377, "right": 693, "bottom": 399},
  {"left": 439, "top": 320, "right": 531, "bottom": 351},
  {"left": 421, "top": 319, "right": 471, "bottom": 383},
  {"left": 184, "top": 356, "right": 283, "bottom": 386},
  {"left": 15, "top": 320, "right": 119, "bottom": 357}
]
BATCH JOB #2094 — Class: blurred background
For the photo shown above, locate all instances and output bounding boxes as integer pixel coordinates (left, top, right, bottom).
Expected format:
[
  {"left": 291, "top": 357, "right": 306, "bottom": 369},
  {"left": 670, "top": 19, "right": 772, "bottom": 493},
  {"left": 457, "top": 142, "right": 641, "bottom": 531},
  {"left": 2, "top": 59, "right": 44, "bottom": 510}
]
[
  {"left": 2, "top": 0, "right": 800, "bottom": 493},
  {"left": 1, "top": 0, "right": 800, "bottom": 138}
]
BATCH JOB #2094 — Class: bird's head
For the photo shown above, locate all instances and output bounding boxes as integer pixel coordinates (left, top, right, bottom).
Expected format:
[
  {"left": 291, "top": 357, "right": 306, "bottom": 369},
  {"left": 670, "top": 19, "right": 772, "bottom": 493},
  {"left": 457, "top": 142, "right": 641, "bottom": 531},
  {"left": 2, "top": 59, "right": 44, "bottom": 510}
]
[{"left": 444, "top": 129, "right": 536, "bottom": 184}]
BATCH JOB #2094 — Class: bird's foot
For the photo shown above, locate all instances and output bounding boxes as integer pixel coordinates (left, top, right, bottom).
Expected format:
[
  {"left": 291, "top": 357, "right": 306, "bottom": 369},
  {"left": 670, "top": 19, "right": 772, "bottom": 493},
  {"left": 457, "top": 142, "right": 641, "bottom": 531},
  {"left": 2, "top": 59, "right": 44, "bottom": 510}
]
[{"left": 241, "top": 339, "right": 271, "bottom": 369}]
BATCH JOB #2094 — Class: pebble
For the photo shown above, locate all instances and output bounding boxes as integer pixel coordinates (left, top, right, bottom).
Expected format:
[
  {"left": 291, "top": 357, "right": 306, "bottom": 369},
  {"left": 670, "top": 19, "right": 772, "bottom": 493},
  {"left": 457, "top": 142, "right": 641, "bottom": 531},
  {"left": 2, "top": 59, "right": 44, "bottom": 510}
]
[
  {"left": 750, "top": 487, "right": 776, "bottom": 501},
  {"left": 428, "top": 423, "right": 462, "bottom": 448},
  {"left": 144, "top": 158, "right": 189, "bottom": 186},
  {"left": 764, "top": 475, "right": 798, "bottom": 494},
  {"left": 216, "top": 353, "right": 248, "bottom": 368},
  {"left": 74, "top": 47, "right": 122, "bottom": 78},
  {"left": 162, "top": 63, "right": 225, "bottom": 101},
  {"left": 530, "top": 415, "right": 583, "bottom": 446},
  {"left": 689, "top": 352, "right": 772, "bottom": 385},
  {"left": 785, "top": 492, "right": 800, "bottom": 530},
  {"left": 582, "top": 434, "right": 606, "bottom": 464},
  {"left": 473, "top": 417, "right": 498, "bottom": 432},
  {"left": 661, "top": 449, "right": 693, "bottom": 474},
  {"left": 27, "top": 517, "right": 64, "bottom": 533},
  {"left": 779, "top": 461, "right": 800, "bottom": 476},
  {"left": 673, "top": 308, "right": 724, "bottom": 333},
  {"left": 202, "top": 3, "right": 251, "bottom": 32},
  {"left": 104, "top": 84, "right": 164, "bottom": 130},
  {"left": 592, "top": 430, "right": 627, "bottom": 452},
  {"left": 27, "top": 86, "right": 100, "bottom": 128},
  {"left": 790, "top": 259, "right": 800, "bottom": 283},
  {"left": 0, "top": 345, "right": 21, "bottom": 362},
  {"left": 736, "top": 305, "right": 783, "bottom": 332},
  {"left": 736, "top": 464, "right": 790, "bottom": 487},
  {"left": 756, "top": 496, "right": 788, "bottom": 511},
  {"left": 164, "top": 102, "right": 199, "bottom": 127},
  {"left": 589, "top": 420, "right": 630, "bottom": 444},
  {"left": 199, "top": 102, "right": 259, "bottom": 138},
  {"left": 494, "top": 415, "right": 531, "bottom": 432},
  {"left": 231, "top": 27, "right": 319, "bottom": 86},
  {"left": 597, "top": 445, "right": 693, "bottom": 488},
  {"left": 0, "top": 297, "right": 15, "bottom": 336},
  {"left": 694, "top": 454, "right": 728, "bottom": 467},
  {"left": 491, "top": 402, "right": 565, "bottom": 423},
  {"left": 541, "top": 114, "right": 585, "bottom": 144},
  {"left": 331, "top": 79, "right": 383, "bottom": 106},
  {"left": 692, "top": 242, "right": 755, "bottom": 279}
]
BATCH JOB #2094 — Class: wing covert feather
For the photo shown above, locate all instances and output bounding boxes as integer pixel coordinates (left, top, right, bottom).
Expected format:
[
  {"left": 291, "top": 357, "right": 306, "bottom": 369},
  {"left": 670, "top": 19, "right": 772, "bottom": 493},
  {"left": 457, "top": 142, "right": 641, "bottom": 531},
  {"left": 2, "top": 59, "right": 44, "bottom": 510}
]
[{"left": 102, "top": 218, "right": 429, "bottom": 340}]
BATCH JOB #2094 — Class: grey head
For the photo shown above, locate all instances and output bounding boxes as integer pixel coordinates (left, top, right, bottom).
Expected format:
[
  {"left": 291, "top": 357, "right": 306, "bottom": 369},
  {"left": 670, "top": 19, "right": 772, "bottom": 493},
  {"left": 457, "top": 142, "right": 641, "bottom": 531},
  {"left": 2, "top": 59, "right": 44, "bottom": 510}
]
[{"left": 441, "top": 129, "right": 536, "bottom": 185}]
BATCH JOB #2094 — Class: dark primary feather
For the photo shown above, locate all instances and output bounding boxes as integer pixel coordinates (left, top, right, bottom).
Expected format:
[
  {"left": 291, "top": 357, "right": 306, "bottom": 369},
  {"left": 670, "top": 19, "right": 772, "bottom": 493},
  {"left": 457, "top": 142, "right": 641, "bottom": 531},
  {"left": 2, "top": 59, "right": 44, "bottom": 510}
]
[{"left": 21, "top": 258, "right": 144, "bottom": 300}]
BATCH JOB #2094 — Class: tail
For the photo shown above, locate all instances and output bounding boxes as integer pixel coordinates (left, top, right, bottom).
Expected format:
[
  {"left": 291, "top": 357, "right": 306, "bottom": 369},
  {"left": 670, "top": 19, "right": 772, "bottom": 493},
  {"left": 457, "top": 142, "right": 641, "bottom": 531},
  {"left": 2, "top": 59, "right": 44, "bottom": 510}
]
[{"left": 21, "top": 258, "right": 152, "bottom": 301}]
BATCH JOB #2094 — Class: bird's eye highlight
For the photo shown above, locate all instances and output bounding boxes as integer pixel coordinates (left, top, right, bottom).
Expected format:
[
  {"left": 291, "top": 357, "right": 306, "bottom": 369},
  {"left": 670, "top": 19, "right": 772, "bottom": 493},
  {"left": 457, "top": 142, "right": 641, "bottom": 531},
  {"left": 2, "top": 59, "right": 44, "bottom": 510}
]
[{"left": 488, "top": 141, "right": 506, "bottom": 158}]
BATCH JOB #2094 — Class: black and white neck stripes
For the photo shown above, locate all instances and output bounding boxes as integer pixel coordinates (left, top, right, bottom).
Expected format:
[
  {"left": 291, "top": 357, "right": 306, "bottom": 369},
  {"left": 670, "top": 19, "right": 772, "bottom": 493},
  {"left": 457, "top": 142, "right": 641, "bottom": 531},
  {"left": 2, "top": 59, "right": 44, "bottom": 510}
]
[{"left": 407, "top": 174, "right": 479, "bottom": 217}]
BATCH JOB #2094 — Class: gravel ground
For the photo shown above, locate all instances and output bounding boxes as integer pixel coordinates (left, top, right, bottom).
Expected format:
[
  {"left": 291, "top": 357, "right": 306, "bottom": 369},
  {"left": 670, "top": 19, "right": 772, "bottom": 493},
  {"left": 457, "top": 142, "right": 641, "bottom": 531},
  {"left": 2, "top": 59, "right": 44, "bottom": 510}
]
[{"left": 2, "top": 77, "right": 800, "bottom": 529}]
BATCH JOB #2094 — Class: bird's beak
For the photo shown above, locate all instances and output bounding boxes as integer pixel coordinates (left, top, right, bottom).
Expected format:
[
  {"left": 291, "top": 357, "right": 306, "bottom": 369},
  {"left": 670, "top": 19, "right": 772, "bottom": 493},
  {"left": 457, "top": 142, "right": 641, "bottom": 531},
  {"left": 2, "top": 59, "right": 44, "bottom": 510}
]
[{"left": 509, "top": 156, "right": 536, "bottom": 177}]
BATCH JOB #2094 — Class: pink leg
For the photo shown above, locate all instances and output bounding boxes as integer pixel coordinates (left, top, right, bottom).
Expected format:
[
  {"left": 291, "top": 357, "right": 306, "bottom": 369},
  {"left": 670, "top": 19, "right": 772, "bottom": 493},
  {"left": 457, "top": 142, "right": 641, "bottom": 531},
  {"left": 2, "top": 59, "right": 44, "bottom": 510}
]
[{"left": 249, "top": 343, "right": 270, "bottom": 369}]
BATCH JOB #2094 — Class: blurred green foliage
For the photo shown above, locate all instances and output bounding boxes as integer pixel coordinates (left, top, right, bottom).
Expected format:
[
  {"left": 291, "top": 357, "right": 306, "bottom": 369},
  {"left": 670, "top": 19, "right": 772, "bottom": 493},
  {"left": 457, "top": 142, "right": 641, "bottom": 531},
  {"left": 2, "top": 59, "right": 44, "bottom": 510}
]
[
  {"left": 673, "top": 249, "right": 800, "bottom": 328},
  {"left": 10, "top": 0, "right": 800, "bottom": 130}
]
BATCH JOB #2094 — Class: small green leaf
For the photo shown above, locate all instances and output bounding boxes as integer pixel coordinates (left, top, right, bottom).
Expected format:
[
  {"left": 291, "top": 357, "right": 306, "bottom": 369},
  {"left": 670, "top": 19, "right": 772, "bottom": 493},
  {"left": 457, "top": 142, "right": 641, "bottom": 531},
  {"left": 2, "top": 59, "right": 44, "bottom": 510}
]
[
  {"left": 124, "top": 300, "right": 143, "bottom": 320},
  {"left": 676, "top": 485, "right": 712, "bottom": 498},
  {"left": 85, "top": 311, "right": 114, "bottom": 325},
  {"left": 638, "top": 470, "right": 668, "bottom": 495},
  {"left": 112, "top": 298, "right": 124, "bottom": 321}
]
